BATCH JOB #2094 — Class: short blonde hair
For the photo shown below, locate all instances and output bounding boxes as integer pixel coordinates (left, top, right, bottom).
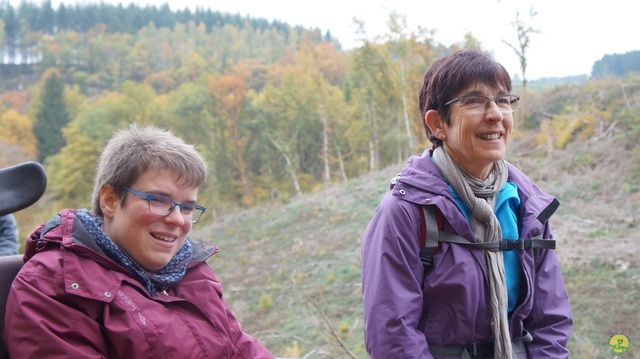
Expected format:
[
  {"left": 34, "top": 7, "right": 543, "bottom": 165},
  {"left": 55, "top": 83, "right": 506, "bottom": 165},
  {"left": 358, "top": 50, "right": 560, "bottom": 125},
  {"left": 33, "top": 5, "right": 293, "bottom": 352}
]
[{"left": 91, "top": 124, "right": 208, "bottom": 217}]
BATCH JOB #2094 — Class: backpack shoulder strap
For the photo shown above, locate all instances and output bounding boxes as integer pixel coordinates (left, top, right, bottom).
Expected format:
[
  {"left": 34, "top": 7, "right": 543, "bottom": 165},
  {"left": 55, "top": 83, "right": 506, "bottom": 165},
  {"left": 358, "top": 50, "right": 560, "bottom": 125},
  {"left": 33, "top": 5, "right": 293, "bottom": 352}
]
[
  {"left": 417, "top": 205, "right": 446, "bottom": 332},
  {"left": 418, "top": 205, "right": 440, "bottom": 271},
  {"left": 419, "top": 206, "right": 471, "bottom": 272}
]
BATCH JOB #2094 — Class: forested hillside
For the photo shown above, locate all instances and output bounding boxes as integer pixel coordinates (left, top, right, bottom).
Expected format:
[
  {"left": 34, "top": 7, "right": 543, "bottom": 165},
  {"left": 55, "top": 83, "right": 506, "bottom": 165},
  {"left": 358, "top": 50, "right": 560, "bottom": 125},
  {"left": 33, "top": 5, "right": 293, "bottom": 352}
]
[
  {"left": 1, "top": 1, "right": 639, "bottom": 219},
  {"left": 592, "top": 50, "right": 640, "bottom": 78},
  {"left": 0, "top": 0, "right": 452, "bottom": 217},
  {"left": 1, "top": 2, "right": 640, "bottom": 357},
  {"left": 0, "top": 0, "right": 332, "bottom": 81}
]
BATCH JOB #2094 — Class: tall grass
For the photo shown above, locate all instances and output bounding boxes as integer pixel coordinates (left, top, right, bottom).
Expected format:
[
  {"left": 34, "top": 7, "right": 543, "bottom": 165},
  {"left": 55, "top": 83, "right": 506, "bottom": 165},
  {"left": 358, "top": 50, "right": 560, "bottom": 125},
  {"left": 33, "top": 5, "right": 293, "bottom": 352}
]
[{"left": 564, "top": 262, "right": 640, "bottom": 359}]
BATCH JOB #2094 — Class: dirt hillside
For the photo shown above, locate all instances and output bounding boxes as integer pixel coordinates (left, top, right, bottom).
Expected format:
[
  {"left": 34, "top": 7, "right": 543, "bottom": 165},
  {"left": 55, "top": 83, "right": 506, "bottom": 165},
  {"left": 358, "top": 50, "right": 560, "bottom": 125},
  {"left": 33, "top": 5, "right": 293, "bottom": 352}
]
[
  {"left": 194, "top": 131, "right": 639, "bottom": 358},
  {"left": 507, "top": 134, "right": 639, "bottom": 269}
]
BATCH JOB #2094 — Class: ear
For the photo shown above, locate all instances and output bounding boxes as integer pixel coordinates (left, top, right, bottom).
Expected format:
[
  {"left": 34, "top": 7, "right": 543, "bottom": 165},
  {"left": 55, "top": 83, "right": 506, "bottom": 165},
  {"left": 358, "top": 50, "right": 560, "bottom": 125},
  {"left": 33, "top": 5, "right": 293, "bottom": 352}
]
[
  {"left": 100, "top": 185, "right": 120, "bottom": 218},
  {"left": 425, "top": 109, "right": 447, "bottom": 140}
]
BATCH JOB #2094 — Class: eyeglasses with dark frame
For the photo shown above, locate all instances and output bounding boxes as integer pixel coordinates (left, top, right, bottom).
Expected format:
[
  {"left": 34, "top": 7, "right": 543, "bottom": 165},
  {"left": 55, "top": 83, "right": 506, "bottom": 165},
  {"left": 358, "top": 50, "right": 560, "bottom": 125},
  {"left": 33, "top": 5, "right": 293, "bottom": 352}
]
[
  {"left": 120, "top": 187, "right": 206, "bottom": 223},
  {"left": 444, "top": 94, "right": 520, "bottom": 114}
]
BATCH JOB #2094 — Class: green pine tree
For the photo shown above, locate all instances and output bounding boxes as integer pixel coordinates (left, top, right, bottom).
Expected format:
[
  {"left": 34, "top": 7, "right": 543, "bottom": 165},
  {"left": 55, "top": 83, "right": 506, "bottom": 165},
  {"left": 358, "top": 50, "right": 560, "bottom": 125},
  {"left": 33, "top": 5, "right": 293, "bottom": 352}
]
[{"left": 34, "top": 73, "right": 71, "bottom": 162}]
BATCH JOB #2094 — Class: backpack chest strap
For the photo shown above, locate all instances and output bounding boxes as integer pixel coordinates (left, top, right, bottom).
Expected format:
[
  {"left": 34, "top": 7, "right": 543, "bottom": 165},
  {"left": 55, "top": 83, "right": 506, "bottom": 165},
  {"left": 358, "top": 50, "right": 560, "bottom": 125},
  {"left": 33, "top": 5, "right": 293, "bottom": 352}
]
[{"left": 419, "top": 205, "right": 556, "bottom": 263}]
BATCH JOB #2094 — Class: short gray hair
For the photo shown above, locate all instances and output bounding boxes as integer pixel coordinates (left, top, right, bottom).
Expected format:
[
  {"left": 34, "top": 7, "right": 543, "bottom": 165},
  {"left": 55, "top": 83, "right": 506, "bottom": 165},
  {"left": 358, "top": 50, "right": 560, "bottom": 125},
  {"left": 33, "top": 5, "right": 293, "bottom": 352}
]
[{"left": 91, "top": 124, "right": 208, "bottom": 217}]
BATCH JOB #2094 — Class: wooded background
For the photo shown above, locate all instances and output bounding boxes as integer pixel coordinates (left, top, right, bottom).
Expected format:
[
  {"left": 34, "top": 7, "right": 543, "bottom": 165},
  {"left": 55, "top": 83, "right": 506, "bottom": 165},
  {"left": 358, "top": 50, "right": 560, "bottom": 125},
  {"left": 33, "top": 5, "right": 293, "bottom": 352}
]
[{"left": 1, "top": 1, "right": 637, "bottom": 216}]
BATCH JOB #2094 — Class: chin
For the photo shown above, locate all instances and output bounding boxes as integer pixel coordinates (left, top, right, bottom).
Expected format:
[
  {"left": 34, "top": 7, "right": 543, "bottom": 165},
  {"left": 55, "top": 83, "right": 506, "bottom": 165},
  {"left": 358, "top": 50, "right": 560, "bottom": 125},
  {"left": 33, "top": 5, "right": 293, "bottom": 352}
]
[
  {"left": 143, "top": 259, "right": 172, "bottom": 271},
  {"left": 488, "top": 149, "right": 507, "bottom": 161}
]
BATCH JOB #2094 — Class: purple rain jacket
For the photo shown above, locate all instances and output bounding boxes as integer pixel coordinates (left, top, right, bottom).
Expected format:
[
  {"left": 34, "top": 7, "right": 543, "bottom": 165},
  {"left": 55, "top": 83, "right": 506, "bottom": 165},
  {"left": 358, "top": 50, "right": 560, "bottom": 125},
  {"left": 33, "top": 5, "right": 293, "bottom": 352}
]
[
  {"left": 3, "top": 209, "right": 275, "bottom": 359},
  {"left": 361, "top": 149, "right": 572, "bottom": 358}
]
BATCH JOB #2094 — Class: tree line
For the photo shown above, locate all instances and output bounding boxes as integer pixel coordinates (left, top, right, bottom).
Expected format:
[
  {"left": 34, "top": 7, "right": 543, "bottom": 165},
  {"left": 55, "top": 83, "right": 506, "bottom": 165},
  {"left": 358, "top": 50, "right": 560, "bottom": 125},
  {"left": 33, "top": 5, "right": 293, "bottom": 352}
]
[
  {"left": 0, "top": 0, "right": 333, "bottom": 72},
  {"left": 592, "top": 50, "right": 640, "bottom": 78}
]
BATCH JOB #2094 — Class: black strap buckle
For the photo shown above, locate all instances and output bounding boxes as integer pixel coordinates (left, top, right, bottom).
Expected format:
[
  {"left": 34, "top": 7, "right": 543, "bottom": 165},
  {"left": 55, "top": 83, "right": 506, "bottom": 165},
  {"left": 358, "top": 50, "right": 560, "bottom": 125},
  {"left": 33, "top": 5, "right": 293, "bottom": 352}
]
[
  {"left": 499, "top": 238, "right": 526, "bottom": 251},
  {"left": 465, "top": 342, "right": 493, "bottom": 358},
  {"left": 467, "top": 342, "right": 479, "bottom": 357}
]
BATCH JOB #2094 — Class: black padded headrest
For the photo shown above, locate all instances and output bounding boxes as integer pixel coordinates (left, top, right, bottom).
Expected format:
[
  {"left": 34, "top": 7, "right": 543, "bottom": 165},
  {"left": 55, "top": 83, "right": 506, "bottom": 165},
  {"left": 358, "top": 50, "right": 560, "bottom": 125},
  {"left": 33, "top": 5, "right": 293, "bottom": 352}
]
[{"left": 0, "top": 161, "right": 47, "bottom": 216}]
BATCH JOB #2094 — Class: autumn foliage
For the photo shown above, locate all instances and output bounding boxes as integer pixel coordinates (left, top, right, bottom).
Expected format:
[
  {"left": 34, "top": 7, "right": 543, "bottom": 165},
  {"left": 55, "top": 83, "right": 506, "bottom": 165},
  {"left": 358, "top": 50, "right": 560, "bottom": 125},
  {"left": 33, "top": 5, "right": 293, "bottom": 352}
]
[{"left": 0, "top": 1, "right": 637, "bottom": 217}]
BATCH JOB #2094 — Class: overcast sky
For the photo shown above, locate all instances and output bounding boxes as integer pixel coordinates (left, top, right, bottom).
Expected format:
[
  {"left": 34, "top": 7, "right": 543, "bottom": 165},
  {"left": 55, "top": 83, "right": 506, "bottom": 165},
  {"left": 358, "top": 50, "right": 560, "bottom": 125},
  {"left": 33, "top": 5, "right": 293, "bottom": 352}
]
[{"left": 30, "top": 0, "right": 640, "bottom": 79}]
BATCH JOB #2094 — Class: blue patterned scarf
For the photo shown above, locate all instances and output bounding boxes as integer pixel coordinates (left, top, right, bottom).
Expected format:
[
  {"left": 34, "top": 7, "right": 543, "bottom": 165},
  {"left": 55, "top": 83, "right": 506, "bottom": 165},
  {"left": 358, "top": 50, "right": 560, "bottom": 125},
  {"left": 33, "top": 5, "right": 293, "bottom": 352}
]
[{"left": 76, "top": 209, "right": 192, "bottom": 296}]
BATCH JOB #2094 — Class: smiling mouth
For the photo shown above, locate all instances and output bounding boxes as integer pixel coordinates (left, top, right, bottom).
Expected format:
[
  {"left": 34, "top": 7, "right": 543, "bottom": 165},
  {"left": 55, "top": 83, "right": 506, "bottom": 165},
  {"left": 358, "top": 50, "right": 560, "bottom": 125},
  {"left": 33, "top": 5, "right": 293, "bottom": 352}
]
[
  {"left": 478, "top": 133, "right": 501, "bottom": 140},
  {"left": 151, "top": 233, "right": 176, "bottom": 242}
]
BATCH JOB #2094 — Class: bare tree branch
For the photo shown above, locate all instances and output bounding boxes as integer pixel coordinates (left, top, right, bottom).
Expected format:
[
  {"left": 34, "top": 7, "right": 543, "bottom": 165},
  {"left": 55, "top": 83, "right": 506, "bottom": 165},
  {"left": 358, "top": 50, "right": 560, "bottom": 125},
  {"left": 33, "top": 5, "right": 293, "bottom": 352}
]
[{"left": 311, "top": 302, "right": 358, "bottom": 359}]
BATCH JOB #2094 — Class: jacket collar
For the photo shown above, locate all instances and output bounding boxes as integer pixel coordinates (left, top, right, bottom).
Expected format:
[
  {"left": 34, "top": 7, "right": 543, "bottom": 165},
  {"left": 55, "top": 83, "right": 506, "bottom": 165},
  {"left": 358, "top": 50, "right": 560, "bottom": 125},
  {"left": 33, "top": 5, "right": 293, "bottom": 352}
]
[
  {"left": 25, "top": 209, "right": 219, "bottom": 264},
  {"left": 391, "top": 149, "right": 558, "bottom": 231}
]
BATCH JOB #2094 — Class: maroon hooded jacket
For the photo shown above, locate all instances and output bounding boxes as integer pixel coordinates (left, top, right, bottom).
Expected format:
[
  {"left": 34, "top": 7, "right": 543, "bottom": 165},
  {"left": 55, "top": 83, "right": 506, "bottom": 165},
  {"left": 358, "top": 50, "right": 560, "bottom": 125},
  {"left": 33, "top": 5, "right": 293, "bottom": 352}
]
[{"left": 3, "top": 209, "right": 274, "bottom": 359}]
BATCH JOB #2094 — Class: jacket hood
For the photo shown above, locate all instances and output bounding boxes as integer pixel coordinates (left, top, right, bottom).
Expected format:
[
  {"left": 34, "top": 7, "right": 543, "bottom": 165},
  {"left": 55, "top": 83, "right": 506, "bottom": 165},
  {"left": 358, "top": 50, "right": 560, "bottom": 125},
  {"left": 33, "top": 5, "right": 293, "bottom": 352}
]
[{"left": 389, "top": 149, "right": 451, "bottom": 205}]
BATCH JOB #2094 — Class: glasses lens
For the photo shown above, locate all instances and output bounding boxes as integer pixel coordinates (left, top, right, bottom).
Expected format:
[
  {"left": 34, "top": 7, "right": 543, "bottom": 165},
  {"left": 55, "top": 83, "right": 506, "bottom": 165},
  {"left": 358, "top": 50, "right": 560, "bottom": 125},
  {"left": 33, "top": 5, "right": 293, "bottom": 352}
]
[
  {"left": 147, "top": 197, "right": 174, "bottom": 216},
  {"left": 188, "top": 208, "right": 204, "bottom": 223},
  {"left": 501, "top": 95, "right": 518, "bottom": 112},
  {"left": 179, "top": 205, "right": 203, "bottom": 223},
  {"left": 460, "top": 96, "right": 488, "bottom": 111}
]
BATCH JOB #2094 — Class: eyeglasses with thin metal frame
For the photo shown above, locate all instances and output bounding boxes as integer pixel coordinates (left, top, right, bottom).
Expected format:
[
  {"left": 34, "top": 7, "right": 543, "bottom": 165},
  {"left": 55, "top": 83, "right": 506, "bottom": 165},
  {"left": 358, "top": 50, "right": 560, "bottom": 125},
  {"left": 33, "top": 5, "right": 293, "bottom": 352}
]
[
  {"left": 120, "top": 187, "right": 206, "bottom": 223},
  {"left": 444, "top": 94, "right": 520, "bottom": 113}
]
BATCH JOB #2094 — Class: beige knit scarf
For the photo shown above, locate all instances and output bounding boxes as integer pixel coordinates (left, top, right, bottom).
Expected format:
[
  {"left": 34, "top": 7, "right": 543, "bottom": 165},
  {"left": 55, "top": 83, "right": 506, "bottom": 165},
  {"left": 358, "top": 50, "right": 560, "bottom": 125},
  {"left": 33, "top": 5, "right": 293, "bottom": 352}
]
[{"left": 432, "top": 147, "right": 515, "bottom": 359}]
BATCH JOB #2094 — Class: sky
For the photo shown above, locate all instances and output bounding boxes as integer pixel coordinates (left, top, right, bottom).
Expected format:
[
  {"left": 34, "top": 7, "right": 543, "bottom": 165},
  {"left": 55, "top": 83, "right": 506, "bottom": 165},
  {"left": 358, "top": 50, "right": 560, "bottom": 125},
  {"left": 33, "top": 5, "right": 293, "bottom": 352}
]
[{"left": 34, "top": 0, "right": 640, "bottom": 80}]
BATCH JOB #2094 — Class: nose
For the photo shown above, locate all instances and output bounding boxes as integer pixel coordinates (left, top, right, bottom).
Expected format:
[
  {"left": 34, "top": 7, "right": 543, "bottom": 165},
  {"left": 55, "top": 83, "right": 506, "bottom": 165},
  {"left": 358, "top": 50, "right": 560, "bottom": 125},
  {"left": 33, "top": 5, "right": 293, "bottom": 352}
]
[
  {"left": 165, "top": 205, "right": 186, "bottom": 225},
  {"left": 484, "top": 100, "right": 504, "bottom": 120}
]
